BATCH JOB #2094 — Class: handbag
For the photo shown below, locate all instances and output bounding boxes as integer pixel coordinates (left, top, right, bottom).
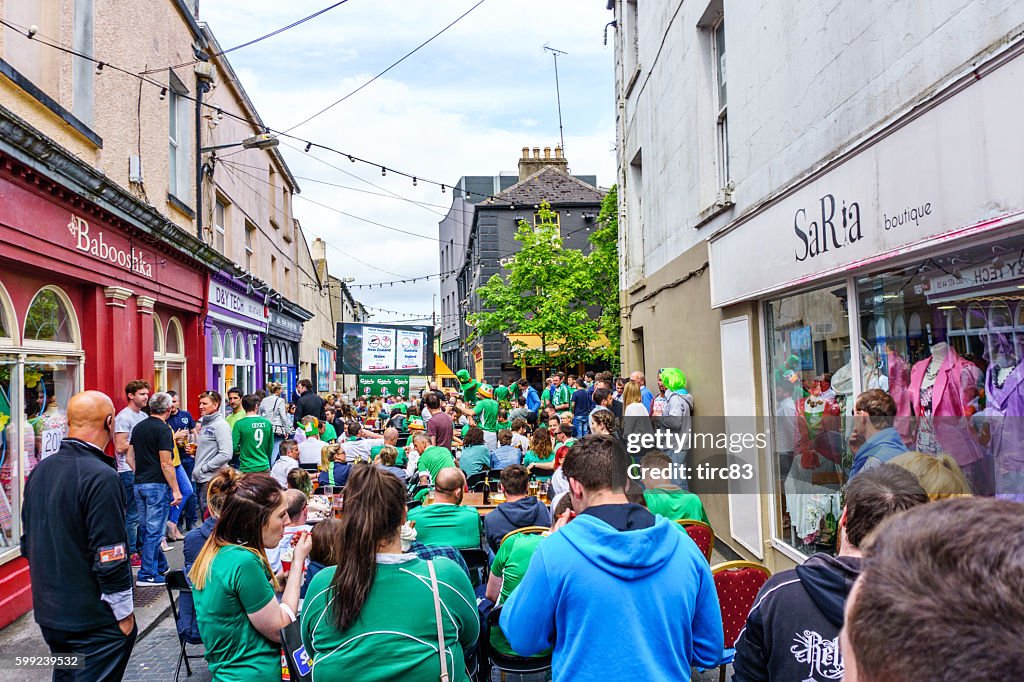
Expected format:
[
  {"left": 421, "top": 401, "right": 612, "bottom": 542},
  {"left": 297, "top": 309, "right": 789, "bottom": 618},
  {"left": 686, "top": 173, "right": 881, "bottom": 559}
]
[
  {"left": 272, "top": 398, "right": 291, "bottom": 438},
  {"left": 427, "top": 559, "right": 451, "bottom": 682}
]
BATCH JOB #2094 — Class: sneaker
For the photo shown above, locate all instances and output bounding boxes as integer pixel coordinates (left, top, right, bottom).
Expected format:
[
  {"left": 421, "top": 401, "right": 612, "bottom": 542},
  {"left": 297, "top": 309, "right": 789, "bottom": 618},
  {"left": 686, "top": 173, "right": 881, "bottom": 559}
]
[
  {"left": 136, "top": 576, "right": 166, "bottom": 587},
  {"left": 130, "top": 554, "right": 141, "bottom": 568}
]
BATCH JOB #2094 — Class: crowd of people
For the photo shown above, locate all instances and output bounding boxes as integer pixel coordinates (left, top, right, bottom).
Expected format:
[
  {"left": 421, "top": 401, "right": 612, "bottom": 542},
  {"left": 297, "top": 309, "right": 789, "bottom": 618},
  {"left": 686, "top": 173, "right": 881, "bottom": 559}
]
[{"left": 16, "top": 368, "right": 1024, "bottom": 681}]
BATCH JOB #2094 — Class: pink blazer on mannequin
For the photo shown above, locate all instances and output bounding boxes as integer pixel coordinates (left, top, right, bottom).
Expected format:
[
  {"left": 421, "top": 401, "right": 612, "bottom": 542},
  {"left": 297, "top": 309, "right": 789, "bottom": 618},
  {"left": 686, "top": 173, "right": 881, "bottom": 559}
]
[{"left": 907, "top": 346, "right": 983, "bottom": 466}]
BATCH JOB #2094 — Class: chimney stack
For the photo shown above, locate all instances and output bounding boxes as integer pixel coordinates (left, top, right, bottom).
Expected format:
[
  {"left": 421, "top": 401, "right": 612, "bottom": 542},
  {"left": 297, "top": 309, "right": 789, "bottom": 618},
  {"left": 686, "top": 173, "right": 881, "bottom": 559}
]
[{"left": 518, "top": 144, "right": 570, "bottom": 181}]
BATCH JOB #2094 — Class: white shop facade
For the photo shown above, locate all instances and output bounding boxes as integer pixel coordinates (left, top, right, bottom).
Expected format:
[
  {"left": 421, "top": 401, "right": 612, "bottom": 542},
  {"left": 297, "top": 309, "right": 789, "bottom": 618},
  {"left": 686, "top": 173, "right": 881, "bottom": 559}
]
[{"left": 708, "top": 38, "right": 1024, "bottom": 565}]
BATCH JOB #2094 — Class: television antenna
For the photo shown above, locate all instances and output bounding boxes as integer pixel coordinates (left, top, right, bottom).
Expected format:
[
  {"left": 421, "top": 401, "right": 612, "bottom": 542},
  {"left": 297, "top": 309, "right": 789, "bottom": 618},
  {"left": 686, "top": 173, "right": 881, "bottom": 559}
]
[{"left": 543, "top": 44, "right": 568, "bottom": 156}]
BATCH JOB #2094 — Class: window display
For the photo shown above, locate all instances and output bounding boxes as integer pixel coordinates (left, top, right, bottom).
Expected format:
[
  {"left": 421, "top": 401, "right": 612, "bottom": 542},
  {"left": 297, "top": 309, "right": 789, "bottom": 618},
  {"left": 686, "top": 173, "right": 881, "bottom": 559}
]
[
  {"left": 766, "top": 286, "right": 850, "bottom": 557},
  {"left": 857, "top": 237, "right": 1024, "bottom": 499}
]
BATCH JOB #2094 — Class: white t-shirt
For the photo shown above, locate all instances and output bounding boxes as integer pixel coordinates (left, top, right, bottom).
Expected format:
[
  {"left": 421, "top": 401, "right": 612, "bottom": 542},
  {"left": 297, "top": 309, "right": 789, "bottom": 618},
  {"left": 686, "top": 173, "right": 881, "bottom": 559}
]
[
  {"left": 271, "top": 456, "right": 299, "bottom": 488},
  {"left": 298, "top": 438, "right": 326, "bottom": 466},
  {"left": 511, "top": 433, "right": 530, "bottom": 453},
  {"left": 341, "top": 438, "right": 385, "bottom": 464},
  {"left": 114, "top": 407, "right": 147, "bottom": 474}
]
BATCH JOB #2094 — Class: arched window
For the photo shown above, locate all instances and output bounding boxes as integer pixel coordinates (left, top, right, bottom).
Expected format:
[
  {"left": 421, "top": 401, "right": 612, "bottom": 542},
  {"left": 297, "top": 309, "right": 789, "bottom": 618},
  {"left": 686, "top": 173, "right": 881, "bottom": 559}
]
[
  {"left": 224, "top": 331, "right": 234, "bottom": 360},
  {"left": 155, "top": 315, "right": 187, "bottom": 403},
  {"left": 24, "top": 287, "right": 78, "bottom": 347},
  {"left": 0, "top": 280, "right": 17, "bottom": 347},
  {"left": 211, "top": 328, "right": 223, "bottom": 360},
  {"left": 153, "top": 314, "right": 164, "bottom": 355}
]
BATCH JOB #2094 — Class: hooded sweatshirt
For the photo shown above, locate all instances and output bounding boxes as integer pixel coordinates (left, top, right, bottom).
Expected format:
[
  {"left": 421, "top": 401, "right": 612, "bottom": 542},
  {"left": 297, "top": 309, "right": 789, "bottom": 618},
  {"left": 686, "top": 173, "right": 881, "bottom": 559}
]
[
  {"left": 849, "top": 427, "right": 908, "bottom": 477},
  {"left": 500, "top": 510, "right": 723, "bottom": 680},
  {"left": 483, "top": 496, "right": 552, "bottom": 551},
  {"left": 193, "top": 412, "right": 232, "bottom": 484},
  {"left": 732, "top": 554, "right": 860, "bottom": 682}
]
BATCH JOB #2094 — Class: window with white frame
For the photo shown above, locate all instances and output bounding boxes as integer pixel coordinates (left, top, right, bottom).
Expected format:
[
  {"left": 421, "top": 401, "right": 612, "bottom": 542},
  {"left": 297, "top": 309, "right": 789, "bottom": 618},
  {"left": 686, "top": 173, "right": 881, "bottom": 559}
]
[
  {"left": 154, "top": 315, "right": 187, "bottom": 405},
  {"left": 712, "top": 16, "right": 730, "bottom": 189},
  {"left": 167, "top": 72, "right": 191, "bottom": 202},
  {"left": 245, "top": 221, "right": 256, "bottom": 272},
  {"left": 214, "top": 198, "right": 227, "bottom": 253}
]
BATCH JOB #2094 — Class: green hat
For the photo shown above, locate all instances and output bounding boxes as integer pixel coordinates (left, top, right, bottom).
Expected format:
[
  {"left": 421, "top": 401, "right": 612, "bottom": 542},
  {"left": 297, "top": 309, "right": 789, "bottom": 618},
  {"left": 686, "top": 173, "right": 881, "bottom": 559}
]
[
  {"left": 407, "top": 416, "right": 425, "bottom": 431},
  {"left": 302, "top": 418, "right": 320, "bottom": 437},
  {"left": 477, "top": 383, "right": 494, "bottom": 399},
  {"left": 456, "top": 369, "right": 472, "bottom": 383},
  {"left": 659, "top": 367, "right": 688, "bottom": 393}
]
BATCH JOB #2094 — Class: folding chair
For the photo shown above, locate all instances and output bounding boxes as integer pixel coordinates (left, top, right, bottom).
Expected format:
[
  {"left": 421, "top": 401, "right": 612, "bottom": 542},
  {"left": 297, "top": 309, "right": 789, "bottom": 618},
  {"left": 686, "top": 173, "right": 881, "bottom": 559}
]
[
  {"left": 498, "top": 526, "right": 549, "bottom": 548},
  {"left": 458, "top": 548, "right": 490, "bottom": 588},
  {"left": 164, "top": 570, "right": 204, "bottom": 681},
  {"left": 710, "top": 561, "right": 772, "bottom": 682},
  {"left": 676, "top": 519, "right": 715, "bottom": 562}
]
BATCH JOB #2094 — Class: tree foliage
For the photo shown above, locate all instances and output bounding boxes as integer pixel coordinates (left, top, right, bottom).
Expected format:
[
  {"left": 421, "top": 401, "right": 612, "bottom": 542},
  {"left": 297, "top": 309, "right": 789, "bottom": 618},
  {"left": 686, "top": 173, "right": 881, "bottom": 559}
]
[
  {"left": 469, "top": 201, "right": 599, "bottom": 373},
  {"left": 586, "top": 185, "right": 621, "bottom": 367}
]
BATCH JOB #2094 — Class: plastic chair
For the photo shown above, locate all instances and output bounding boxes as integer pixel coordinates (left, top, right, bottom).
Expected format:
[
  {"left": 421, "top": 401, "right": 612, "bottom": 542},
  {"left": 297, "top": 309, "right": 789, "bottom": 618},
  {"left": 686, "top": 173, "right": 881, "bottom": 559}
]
[
  {"left": 484, "top": 605, "right": 553, "bottom": 677},
  {"left": 710, "top": 561, "right": 772, "bottom": 681},
  {"left": 164, "top": 570, "right": 203, "bottom": 681},
  {"left": 498, "top": 526, "right": 549, "bottom": 547},
  {"left": 676, "top": 519, "right": 714, "bottom": 562},
  {"left": 458, "top": 548, "right": 490, "bottom": 588}
]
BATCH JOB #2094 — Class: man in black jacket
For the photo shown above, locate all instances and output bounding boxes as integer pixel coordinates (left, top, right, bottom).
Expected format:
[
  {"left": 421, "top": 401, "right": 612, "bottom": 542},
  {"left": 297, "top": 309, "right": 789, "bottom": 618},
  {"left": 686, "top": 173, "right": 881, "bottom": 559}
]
[
  {"left": 21, "top": 390, "right": 137, "bottom": 680},
  {"left": 731, "top": 464, "right": 928, "bottom": 682},
  {"left": 294, "top": 378, "right": 325, "bottom": 424}
]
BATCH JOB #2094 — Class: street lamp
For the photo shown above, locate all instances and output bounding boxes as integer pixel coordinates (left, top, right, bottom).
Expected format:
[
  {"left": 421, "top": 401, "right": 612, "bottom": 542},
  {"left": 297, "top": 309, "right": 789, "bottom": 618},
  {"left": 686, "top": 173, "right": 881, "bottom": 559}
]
[{"left": 197, "top": 133, "right": 279, "bottom": 241}]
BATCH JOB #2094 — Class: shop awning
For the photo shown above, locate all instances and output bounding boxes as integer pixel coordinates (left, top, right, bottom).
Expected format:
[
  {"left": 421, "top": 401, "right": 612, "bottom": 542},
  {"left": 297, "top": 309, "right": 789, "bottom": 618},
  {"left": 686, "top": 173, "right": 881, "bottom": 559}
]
[
  {"left": 434, "top": 353, "right": 457, "bottom": 379},
  {"left": 506, "top": 333, "right": 609, "bottom": 354}
]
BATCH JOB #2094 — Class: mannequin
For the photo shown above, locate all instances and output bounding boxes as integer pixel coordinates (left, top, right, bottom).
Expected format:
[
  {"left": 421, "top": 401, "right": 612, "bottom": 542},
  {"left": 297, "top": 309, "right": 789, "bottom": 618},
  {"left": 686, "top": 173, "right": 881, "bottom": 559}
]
[
  {"left": 906, "top": 342, "right": 983, "bottom": 465},
  {"left": 984, "top": 337, "right": 1023, "bottom": 499}
]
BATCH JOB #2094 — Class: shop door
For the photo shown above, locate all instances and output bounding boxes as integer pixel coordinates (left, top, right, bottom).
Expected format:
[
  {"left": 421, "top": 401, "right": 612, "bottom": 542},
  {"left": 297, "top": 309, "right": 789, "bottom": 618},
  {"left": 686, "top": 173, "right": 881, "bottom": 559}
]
[{"left": 720, "top": 316, "right": 764, "bottom": 559}]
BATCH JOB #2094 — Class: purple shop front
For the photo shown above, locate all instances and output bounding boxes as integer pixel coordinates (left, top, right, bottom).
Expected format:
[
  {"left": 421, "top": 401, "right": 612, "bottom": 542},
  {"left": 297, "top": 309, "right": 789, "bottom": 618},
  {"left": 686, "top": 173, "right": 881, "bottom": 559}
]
[{"left": 205, "top": 272, "right": 269, "bottom": 399}]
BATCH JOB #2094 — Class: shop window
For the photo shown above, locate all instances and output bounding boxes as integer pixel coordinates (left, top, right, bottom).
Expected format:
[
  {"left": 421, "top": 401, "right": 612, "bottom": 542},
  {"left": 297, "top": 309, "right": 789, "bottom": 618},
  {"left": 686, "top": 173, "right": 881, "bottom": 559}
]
[
  {"left": 211, "top": 328, "right": 223, "bottom": 359},
  {"left": 856, "top": 237, "right": 1024, "bottom": 501},
  {"left": 766, "top": 284, "right": 849, "bottom": 558},
  {"left": 24, "top": 288, "right": 77, "bottom": 345},
  {"left": 223, "top": 331, "right": 234, "bottom": 361},
  {"left": 154, "top": 316, "right": 186, "bottom": 405}
]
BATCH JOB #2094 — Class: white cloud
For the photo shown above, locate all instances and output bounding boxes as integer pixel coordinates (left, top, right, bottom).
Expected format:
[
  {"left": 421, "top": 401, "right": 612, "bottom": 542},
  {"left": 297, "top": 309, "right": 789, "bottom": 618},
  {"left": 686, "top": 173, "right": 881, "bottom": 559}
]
[{"left": 199, "top": 0, "right": 616, "bottom": 320}]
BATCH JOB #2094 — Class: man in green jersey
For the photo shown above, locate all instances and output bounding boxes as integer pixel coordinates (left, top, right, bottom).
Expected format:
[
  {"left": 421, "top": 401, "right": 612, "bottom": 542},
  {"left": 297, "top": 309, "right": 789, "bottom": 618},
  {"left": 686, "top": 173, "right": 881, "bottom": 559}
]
[
  {"left": 407, "top": 467, "right": 483, "bottom": 550},
  {"left": 231, "top": 394, "right": 274, "bottom": 473},
  {"left": 455, "top": 384, "right": 500, "bottom": 452},
  {"left": 485, "top": 530, "right": 549, "bottom": 658}
]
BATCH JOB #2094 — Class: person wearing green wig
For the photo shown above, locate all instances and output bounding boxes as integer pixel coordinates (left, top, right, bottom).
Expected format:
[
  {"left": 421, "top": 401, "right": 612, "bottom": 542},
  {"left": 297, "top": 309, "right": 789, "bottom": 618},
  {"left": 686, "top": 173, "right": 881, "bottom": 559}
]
[{"left": 657, "top": 367, "right": 695, "bottom": 490}]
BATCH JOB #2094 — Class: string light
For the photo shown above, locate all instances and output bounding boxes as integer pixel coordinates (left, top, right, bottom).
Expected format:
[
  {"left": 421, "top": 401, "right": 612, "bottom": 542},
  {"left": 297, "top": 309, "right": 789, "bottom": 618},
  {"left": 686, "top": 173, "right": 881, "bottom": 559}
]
[
  {"left": 159, "top": 87, "right": 167, "bottom": 100},
  {"left": 412, "top": 177, "right": 417, "bottom": 187},
  {"left": 304, "top": 142, "right": 312, "bottom": 152},
  {"left": 381, "top": 167, "right": 386, "bottom": 177},
  {"left": 95, "top": 61, "right": 104, "bottom": 74}
]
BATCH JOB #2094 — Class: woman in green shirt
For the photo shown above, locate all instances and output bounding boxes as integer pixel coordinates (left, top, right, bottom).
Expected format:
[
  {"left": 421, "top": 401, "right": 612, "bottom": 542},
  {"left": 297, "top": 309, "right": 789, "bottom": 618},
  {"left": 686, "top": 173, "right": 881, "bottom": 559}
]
[
  {"left": 523, "top": 427, "right": 556, "bottom": 481},
  {"left": 459, "top": 426, "right": 491, "bottom": 476},
  {"left": 190, "top": 471, "right": 311, "bottom": 681},
  {"left": 301, "top": 465, "right": 479, "bottom": 681}
]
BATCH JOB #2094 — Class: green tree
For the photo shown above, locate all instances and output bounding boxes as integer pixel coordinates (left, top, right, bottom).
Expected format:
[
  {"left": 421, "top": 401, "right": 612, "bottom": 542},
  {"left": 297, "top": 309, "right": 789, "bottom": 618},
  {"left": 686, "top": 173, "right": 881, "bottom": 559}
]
[
  {"left": 469, "top": 201, "right": 599, "bottom": 378},
  {"left": 585, "top": 185, "right": 621, "bottom": 368}
]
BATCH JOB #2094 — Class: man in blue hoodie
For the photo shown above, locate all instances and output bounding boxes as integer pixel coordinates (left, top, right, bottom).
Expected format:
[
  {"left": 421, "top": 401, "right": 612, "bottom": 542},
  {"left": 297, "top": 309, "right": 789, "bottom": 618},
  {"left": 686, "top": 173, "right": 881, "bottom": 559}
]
[
  {"left": 501, "top": 434, "right": 723, "bottom": 680},
  {"left": 848, "top": 389, "right": 908, "bottom": 477},
  {"left": 732, "top": 464, "right": 928, "bottom": 682}
]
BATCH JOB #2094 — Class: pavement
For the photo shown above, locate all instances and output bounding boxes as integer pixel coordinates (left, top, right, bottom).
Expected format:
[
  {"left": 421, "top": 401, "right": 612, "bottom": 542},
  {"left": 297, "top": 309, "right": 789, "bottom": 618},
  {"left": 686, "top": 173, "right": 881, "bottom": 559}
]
[{"left": 0, "top": 539, "right": 186, "bottom": 681}]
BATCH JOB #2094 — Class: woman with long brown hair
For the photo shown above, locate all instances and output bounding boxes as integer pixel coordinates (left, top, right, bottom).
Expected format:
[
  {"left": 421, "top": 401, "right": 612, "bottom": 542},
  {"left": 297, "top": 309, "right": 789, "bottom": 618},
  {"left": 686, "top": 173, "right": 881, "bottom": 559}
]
[
  {"left": 300, "top": 465, "right": 478, "bottom": 680},
  {"left": 190, "top": 471, "right": 310, "bottom": 680},
  {"left": 524, "top": 426, "right": 556, "bottom": 481}
]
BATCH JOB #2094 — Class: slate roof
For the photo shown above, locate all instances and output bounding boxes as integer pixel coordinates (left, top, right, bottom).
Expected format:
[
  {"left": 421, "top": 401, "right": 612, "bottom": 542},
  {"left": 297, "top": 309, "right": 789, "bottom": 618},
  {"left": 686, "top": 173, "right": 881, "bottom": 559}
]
[{"left": 480, "top": 166, "right": 605, "bottom": 206}]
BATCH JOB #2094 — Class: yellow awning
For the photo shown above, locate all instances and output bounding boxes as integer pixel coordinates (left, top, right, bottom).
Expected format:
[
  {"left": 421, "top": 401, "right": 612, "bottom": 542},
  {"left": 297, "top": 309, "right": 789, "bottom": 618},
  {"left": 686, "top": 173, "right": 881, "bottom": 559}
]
[
  {"left": 506, "top": 333, "right": 609, "bottom": 353},
  {"left": 434, "top": 353, "right": 457, "bottom": 379}
]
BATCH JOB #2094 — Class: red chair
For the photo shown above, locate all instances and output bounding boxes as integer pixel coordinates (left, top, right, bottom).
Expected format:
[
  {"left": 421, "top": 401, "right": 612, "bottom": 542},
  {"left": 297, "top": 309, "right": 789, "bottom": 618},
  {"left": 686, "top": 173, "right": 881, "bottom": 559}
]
[
  {"left": 676, "top": 519, "right": 714, "bottom": 562},
  {"left": 710, "top": 561, "right": 771, "bottom": 681}
]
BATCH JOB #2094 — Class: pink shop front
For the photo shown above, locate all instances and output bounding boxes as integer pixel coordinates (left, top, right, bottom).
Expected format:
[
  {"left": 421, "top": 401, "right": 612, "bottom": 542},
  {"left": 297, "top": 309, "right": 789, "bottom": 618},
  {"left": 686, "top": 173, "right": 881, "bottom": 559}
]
[{"left": 708, "top": 42, "right": 1024, "bottom": 564}]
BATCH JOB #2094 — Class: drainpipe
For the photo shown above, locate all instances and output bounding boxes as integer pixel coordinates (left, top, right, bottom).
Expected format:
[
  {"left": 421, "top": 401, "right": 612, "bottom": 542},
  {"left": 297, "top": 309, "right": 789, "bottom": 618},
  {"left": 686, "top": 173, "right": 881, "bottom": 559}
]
[{"left": 195, "top": 78, "right": 209, "bottom": 242}]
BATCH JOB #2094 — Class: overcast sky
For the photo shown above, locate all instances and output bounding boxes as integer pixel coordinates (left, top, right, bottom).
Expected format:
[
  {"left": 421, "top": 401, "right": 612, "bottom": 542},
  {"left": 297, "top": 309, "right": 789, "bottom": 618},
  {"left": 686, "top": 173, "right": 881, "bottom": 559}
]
[{"left": 198, "top": 0, "right": 616, "bottom": 324}]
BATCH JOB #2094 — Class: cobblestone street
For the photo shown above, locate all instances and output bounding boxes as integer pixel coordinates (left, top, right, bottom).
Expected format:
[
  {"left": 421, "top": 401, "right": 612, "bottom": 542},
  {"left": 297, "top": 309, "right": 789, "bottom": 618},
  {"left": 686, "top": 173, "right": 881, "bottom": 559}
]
[{"left": 123, "top": 615, "right": 210, "bottom": 682}]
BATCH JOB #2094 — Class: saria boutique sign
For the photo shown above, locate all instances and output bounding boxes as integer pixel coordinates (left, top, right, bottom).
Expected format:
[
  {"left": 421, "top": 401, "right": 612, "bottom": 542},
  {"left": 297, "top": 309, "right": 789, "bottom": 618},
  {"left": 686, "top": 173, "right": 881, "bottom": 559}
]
[
  {"left": 68, "top": 214, "right": 153, "bottom": 278},
  {"left": 793, "top": 194, "right": 863, "bottom": 262}
]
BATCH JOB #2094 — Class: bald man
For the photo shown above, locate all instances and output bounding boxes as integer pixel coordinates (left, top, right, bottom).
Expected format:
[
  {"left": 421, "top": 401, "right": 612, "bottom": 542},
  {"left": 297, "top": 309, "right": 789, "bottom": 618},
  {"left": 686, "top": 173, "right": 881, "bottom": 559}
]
[
  {"left": 406, "top": 467, "right": 483, "bottom": 549},
  {"left": 22, "top": 390, "right": 138, "bottom": 680}
]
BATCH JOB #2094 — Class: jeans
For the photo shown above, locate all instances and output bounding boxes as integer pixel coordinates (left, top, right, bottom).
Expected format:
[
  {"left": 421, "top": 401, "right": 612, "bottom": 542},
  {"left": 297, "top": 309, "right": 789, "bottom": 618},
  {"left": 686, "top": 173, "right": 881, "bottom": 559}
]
[
  {"left": 135, "top": 483, "right": 171, "bottom": 581},
  {"left": 41, "top": 619, "right": 137, "bottom": 682},
  {"left": 119, "top": 471, "right": 139, "bottom": 555},
  {"left": 572, "top": 415, "right": 590, "bottom": 439},
  {"left": 196, "top": 479, "right": 210, "bottom": 519},
  {"left": 178, "top": 456, "right": 198, "bottom": 530},
  {"left": 168, "top": 465, "right": 195, "bottom": 526}
]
